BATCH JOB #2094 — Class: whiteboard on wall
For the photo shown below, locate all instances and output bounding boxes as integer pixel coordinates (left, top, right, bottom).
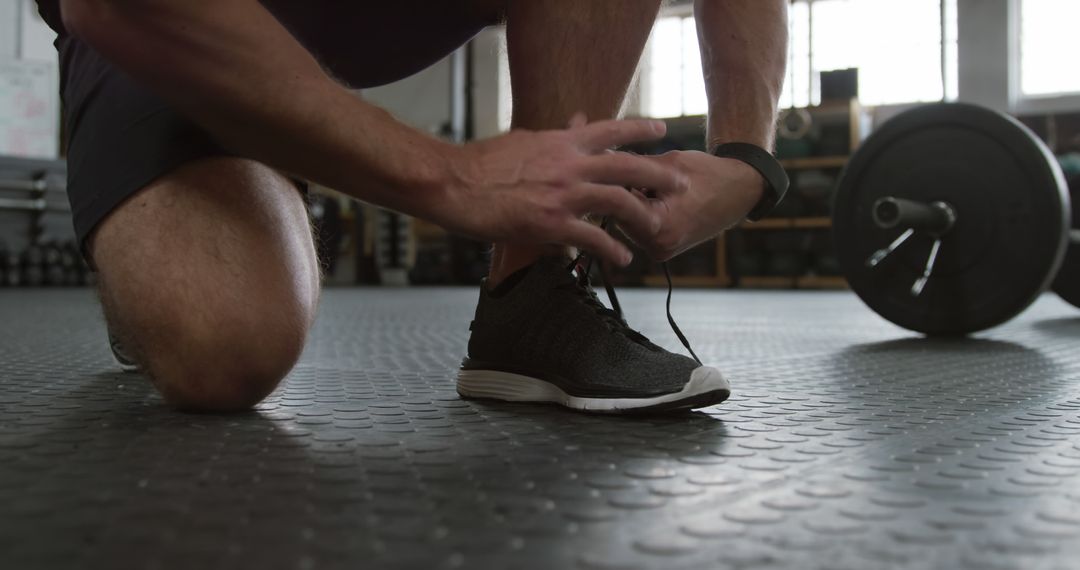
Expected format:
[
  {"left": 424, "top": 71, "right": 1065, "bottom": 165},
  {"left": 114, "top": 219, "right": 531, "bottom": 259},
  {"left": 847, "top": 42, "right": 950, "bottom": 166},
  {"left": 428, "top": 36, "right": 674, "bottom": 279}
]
[{"left": 0, "top": 59, "right": 59, "bottom": 159}]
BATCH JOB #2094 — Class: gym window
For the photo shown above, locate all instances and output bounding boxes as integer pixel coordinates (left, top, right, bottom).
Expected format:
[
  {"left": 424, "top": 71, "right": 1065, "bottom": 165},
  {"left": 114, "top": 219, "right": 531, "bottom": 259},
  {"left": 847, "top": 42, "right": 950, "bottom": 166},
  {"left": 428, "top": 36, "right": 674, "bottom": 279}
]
[
  {"left": 638, "top": 13, "right": 709, "bottom": 118},
  {"left": 636, "top": 0, "right": 959, "bottom": 118},
  {"left": 1017, "top": 0, "right": 1080, "bottom": 98}
]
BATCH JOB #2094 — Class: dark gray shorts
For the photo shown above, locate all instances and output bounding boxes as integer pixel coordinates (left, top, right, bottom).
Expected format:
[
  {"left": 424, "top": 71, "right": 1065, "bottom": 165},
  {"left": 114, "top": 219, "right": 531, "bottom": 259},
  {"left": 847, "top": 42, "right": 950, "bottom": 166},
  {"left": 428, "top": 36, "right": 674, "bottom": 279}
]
[{"left": 42, "top": 1, "right": 496, "bottom": 248}]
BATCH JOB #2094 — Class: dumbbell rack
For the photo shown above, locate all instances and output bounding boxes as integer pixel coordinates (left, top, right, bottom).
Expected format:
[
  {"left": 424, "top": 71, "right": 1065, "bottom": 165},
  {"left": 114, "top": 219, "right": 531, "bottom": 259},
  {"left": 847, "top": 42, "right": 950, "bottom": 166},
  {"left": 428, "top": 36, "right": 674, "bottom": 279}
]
[
  {"left": 731, "top": 216, "right": 846, "bottom": 289},
  {"left": 0, "top": 155, "right": 84, "bottom": 287},
  {"left": 0, "top": 155, "right": 69, "bottom": 243},
  {"left": 734, "top": 99, "right": 867, "bottom": 290}
]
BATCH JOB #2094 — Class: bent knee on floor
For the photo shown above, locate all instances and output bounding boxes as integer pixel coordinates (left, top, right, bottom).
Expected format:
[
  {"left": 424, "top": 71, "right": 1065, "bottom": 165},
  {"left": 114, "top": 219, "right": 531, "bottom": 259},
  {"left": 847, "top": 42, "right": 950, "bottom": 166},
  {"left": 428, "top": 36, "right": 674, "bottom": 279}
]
[
  {"left": 134, "top": 305, "right": 310, "bottom": 412},
  {"left": 157, "top": 365, "right": 286, "bottom": 413},
  {"left": 87, "top": 157, "right": 321, "bottom": 411}
]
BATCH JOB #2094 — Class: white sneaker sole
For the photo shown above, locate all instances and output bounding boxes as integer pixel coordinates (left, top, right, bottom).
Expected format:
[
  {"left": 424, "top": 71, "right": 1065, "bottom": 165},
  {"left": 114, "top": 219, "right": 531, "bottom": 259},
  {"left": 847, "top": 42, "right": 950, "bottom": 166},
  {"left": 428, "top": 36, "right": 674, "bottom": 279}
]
[
  {"left": 456, "top": 366, "right": 730, "bottom": 413},
  {"left": 113, "top": 358, "right": 140, "bottom": 373},
  {"left": 109, "top": 339, "right": 140, "bottom": 373}
]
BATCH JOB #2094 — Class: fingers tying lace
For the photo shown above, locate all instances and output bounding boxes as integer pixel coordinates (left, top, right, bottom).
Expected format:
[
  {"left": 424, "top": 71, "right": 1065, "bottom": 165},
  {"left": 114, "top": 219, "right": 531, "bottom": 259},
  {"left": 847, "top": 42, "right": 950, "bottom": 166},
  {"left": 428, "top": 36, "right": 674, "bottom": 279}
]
[{"left": 566, "top": 216, "right": 702, "bottom": 366}]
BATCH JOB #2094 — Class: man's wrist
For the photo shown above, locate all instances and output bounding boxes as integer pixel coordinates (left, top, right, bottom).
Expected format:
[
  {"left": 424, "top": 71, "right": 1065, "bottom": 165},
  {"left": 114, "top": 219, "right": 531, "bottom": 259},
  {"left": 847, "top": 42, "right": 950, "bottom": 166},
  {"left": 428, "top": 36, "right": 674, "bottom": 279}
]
[
  {"left": 710, "top": 142, "right": 789, "bottom": 221},
  {"left": 410, "top": 139, "right": 464, "bottom": 227},
  {"left": 733, "top": 158, "right": 767, "bottom": 206},
  {"left": 708, "top": 102, "right": 777, "bottom": 152}
]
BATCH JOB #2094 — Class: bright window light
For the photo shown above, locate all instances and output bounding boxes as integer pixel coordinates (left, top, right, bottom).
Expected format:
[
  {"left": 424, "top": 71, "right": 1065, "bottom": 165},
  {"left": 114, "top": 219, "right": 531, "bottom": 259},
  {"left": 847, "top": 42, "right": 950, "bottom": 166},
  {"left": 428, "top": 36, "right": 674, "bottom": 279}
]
[
  {"left": 781, "top": 1, "right": 813, "bottom": 108},
  {"left": 681, "top": 17, "right": 708, "bottom": 116},
  {"left": 1020, "top": 0, "right": 1080, "bottom": 97},
  {"left": 640, "top": 0, "right": 958, "bottom": 117},
  {"left": 641, "top": 16, "right": 709, "bottom": 117},
  {"left": 811, "top": 0, "right": 950, "bottom": 106}
]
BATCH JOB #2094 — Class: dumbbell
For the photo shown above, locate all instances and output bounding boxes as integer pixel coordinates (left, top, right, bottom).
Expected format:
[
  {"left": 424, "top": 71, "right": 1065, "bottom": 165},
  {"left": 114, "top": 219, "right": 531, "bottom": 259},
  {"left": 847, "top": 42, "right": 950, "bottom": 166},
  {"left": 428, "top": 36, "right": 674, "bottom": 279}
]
[
  {"left": 60, "top": 241, "right": 82, "bottom": 286},
  {"left": 3, "top": 248, "right": 20, "bottom": 287},
  {"left": 832, "top": 102, "right": 1077, "bottom": 335},
  {"left": 43, "top": 241, "right": 65, "bottom": 286},
  {"left": 0, "top": 245, "right": 7, "bottom": 287},
  {"left": 22, "top": 244, "right": 45, "bottom": 287}
]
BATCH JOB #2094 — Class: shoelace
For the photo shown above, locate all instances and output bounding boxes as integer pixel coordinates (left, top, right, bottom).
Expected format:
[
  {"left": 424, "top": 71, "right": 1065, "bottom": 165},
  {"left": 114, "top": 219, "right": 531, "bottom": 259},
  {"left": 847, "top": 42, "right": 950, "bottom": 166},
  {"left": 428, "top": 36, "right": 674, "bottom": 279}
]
[
  {"left": 566, "top": 218, "right": 702, "bottom": 366},
  {"left": 562, "top": 255, "right": 652, "bottom": 345}
]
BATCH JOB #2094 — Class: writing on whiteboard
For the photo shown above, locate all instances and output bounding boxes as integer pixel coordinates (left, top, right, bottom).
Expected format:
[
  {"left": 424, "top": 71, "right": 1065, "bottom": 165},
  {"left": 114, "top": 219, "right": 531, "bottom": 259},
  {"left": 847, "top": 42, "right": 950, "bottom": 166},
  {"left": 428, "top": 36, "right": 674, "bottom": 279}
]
[{"left": 0, "top": 59, "right": 59, "bottom": 159}]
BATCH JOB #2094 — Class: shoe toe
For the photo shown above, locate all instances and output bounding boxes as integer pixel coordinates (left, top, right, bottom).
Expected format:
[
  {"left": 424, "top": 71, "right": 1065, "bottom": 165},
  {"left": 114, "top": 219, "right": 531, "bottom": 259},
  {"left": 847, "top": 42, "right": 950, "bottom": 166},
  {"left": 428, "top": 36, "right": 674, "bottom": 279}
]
[{"left": 688, "top": 365, "right": 730, "bottom": 393}]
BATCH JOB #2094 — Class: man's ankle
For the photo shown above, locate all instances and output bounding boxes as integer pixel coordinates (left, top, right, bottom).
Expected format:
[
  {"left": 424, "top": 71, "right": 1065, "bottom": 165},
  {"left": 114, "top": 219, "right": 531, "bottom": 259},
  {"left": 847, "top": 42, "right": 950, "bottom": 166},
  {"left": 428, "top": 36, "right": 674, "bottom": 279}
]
[{"left": 487, "top": 245, "right": 571, "bottom": 287}]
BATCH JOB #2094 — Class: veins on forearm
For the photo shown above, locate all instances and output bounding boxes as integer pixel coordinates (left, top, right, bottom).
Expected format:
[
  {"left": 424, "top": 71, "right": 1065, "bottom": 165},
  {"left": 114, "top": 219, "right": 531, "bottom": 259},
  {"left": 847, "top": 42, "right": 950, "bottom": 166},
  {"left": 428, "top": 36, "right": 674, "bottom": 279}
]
[{"left": 694, "top": 0, "right": 787, "bottom": 151}]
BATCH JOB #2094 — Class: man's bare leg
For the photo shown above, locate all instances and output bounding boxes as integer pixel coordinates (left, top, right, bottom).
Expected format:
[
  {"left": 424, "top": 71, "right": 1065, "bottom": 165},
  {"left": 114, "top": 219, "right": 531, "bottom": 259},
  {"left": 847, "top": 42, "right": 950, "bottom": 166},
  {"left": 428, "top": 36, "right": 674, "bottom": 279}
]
[
  {"left": 488, "top": 0, "right": 663, "bottom": 285},
  {"left": 92, "top": 158, "right": 321, "bottom": 411}
]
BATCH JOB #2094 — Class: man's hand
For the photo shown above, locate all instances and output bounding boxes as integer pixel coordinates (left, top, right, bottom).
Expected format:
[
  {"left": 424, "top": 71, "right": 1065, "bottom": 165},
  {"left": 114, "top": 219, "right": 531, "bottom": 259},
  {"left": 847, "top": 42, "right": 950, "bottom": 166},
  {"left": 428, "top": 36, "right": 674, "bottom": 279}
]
[
  {"left": 436, "top": 119, "right": 689, "bottom": 267},
  {"left": 626, "top": 150, "right": 765, "bottom": 261}
]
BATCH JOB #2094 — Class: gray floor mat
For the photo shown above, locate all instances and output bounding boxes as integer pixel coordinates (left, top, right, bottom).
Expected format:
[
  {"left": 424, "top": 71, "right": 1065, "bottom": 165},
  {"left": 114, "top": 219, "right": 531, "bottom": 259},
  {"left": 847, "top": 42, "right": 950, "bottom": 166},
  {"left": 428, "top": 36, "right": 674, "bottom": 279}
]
[{"left": 1, "top": 288, "right": 1079, "bottom": 569}]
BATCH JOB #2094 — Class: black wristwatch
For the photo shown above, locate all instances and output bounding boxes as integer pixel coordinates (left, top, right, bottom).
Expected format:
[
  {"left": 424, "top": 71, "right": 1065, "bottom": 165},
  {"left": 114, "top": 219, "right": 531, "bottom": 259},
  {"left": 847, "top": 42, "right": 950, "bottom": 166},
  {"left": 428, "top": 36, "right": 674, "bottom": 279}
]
[{"left": 711, "top": 142, "right": 790, "bottom": 222}]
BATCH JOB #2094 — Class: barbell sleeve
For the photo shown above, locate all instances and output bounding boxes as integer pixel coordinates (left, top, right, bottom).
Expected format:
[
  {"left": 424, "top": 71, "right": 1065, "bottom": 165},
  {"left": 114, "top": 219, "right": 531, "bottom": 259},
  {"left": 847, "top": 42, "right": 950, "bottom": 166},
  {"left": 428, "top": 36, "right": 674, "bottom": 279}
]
[{"left": 872, "top": 197, "right": 956, "bottom": 235}]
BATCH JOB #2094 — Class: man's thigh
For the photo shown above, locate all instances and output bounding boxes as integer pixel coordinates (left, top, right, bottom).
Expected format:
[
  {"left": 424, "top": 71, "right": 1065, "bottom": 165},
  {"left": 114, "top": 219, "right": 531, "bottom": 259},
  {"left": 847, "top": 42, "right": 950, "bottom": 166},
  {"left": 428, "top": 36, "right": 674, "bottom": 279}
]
[
  {"left": 90, "top": 156, "right": 319, "bottom": 338},
  {"left": 90, "top": 156, "right": 319, "bottom": 410},
  {"left": 58, "top": 31, "right": 235, "bottom": 256},
  {"left": 56, "top": 32, "right": 318, "bottom": 363}
]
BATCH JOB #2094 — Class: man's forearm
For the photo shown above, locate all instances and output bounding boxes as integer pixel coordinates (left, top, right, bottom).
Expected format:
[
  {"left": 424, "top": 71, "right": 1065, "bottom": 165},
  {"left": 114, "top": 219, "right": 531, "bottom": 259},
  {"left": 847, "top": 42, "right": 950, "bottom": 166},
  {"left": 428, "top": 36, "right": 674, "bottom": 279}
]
[
  {"left": 695, "top": 0, "right": 787, "bottom": 151},
  {"left": 61, "top": 0, "right": 459, "bottom": 221}
]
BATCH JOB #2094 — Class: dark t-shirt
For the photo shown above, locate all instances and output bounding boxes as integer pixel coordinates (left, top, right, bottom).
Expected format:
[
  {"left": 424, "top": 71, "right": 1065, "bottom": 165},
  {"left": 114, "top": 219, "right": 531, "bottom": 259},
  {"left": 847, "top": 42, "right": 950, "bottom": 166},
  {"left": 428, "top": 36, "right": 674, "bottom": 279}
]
[
  {"left": 31, "top": 0, "right": 495, "bottom": 89},
  {"left": 34, "top": 0, "right": 65, "bottom": 35}
]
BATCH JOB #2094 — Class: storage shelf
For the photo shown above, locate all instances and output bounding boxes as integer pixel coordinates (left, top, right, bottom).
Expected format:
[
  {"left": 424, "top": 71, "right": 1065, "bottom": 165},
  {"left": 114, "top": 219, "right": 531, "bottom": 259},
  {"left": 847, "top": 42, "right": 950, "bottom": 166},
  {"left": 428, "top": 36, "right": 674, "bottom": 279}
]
[
  {"left": 738, "top": 218, "right": 792, "bottom": 230},
  {"left": 642, "top": 275, "right": 730, "bottom": 288},
  {"left": 792, "top": 217, "right": 832, "bottom": 229},
  {"left": 643, "top": 99, "right": 863, "bottom": 291},
  {"left": 796, "top": 275, "right": 847, "bottom": 289},
  {"left": 779, "top": 156, "right": 849, "bottom": 170},
  {"left": 660, "top": 114, "right": 707, "bottom": 132},
  {"left": 806, "top": 100, "right": 860, "bottom": 114},
  {"left": 733, "top": 275, "right": 848, "bottom": 289},
  {"left": 737, "top": 217, "right": 832, "bottom": 231},
  {"left": 738, "top": 276, "right": 796, "bottom": 288}
]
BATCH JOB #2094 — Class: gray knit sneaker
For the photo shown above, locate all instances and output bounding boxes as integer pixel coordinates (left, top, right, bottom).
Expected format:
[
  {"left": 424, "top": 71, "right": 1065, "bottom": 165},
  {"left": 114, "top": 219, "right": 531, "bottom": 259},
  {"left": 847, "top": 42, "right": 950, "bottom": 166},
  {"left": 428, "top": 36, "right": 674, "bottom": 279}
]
[
  {"left": 457, "top": 257, "right": 729, "bottom": 414},
  {"left": 109, "top": 332, "right": 140, "bottom": 373}
]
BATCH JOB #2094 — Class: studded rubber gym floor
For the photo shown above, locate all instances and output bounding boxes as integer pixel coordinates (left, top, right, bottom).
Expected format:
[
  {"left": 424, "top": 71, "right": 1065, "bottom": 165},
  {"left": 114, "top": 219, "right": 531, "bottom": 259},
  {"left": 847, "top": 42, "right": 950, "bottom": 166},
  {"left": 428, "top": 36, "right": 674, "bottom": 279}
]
[{"left": 2, "top": 287, "right": 1080, "bottom": 570}]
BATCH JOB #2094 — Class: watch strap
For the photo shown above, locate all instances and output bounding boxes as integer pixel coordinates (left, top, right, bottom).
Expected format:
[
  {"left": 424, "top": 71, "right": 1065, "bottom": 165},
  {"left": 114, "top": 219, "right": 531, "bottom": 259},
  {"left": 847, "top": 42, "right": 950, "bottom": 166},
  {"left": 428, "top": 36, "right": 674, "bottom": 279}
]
[{"left": 711, "top": 142, "right": 790, "bottom": 222}]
